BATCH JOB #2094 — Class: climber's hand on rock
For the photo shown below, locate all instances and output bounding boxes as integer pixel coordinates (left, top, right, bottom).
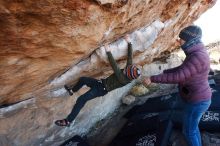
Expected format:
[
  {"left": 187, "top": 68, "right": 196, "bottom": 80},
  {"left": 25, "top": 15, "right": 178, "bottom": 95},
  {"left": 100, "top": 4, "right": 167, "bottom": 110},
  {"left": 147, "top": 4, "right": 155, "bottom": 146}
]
[
  {"left": 124, "top": 34, "right": 131, "bottom": 43},
  {"left": 104, "top": 44, "right": 111, "bottom": 52},
  {"left": 202, "top": 0, "right": 216, "bottom": 5}
]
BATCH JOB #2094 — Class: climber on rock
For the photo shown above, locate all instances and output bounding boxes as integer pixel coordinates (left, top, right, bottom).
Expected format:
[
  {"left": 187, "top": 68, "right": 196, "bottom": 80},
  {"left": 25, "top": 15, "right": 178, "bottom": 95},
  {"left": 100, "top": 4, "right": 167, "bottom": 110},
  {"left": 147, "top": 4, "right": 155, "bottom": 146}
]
[{"left": 55, "top": 34, "right": 141, "bottom": 127}]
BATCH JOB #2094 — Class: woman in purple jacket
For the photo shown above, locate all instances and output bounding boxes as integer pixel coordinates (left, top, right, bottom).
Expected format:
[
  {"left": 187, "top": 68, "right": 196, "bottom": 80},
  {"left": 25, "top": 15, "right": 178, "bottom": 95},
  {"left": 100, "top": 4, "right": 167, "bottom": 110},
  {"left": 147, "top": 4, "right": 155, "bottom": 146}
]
[{"left": 143, "top": 25, "right": 212, "bottom": 146}]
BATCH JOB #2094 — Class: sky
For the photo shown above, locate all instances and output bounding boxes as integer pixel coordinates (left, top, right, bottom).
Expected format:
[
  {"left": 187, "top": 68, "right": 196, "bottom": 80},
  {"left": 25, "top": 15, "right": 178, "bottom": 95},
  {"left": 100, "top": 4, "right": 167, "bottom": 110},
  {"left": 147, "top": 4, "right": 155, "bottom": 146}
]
[{"left": 195, "top": 0, "right": 220, "bottom": 45}]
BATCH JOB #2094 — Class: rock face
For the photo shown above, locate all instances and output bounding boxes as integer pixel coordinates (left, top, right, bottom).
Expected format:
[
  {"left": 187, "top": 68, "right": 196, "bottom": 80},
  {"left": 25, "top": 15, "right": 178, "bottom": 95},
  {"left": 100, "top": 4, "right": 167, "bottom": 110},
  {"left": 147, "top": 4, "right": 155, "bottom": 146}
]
[{"left": 0, "top": 0, "right": 216, "bottom": 146}]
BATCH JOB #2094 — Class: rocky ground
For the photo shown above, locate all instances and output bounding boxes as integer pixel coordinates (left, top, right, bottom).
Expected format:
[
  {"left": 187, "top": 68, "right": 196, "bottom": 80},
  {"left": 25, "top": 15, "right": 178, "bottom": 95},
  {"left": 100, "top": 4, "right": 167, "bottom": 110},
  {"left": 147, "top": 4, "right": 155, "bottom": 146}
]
[{"left": 86, "top": 84, "right": 178, "bottom": 146}]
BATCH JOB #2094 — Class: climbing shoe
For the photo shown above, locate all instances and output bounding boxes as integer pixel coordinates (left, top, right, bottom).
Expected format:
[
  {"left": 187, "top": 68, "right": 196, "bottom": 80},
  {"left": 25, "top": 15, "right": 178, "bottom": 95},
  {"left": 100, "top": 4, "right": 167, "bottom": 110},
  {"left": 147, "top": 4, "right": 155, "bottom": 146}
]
[
  {"left": 55, "top": 119, "right": 70, "bottom": 127},
  {"left": 64, "top": 85, "right": 73, "bottom": 96}
]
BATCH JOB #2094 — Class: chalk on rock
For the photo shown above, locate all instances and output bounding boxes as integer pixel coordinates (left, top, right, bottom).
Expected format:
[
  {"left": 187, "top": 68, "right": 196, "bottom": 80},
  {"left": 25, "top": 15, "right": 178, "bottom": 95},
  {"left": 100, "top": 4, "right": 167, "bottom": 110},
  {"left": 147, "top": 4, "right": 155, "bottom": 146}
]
[
  {"left": 122, "top": 95, "right": 136, "bottom": 105},
  {"left": 130, "top": 84, "right": 150, "bottom": 97},
  {"left": 50, "top": 87, "right": 70, "bottom": 98}
]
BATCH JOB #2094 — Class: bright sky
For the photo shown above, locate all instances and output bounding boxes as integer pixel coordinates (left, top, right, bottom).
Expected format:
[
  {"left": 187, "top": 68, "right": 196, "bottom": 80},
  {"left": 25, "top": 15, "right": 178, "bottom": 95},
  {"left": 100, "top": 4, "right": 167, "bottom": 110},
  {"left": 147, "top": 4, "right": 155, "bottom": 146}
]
[{"left": 195, "top": 0, "right": 220, "bottom": 45}]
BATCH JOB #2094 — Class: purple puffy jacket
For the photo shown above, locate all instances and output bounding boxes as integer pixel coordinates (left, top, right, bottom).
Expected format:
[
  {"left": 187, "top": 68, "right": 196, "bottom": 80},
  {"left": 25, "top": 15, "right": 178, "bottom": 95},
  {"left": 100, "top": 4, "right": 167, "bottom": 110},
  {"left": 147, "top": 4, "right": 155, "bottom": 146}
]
[{"left": 150, "top": 43, "right": 212, "bottom": 103}]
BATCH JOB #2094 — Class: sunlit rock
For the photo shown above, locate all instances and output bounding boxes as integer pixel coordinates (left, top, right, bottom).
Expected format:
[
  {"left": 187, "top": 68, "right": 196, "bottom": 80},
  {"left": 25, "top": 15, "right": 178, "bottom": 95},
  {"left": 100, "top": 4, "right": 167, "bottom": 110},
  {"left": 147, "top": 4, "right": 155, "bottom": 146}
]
[{"left": 0, "top": 0, "right": 216, "bottom": 146}]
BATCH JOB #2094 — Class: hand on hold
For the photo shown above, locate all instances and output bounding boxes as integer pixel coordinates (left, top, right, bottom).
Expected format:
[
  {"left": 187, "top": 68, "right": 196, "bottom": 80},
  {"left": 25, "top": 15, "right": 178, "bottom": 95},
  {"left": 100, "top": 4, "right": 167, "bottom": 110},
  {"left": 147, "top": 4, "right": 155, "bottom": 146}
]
[
  {"left": 188, "top": 0, "right": 194, "bottom": 7},
  {"left": 203, "top": 0, "right": 216, "bottom": 5},
  {"left": 104, "top": 44, "right": 111, "bottom": 52},
  {"left": 124, "top": 34, "right": 131, "bottom": 43},
  {"left": 142, "top": 77, "right": 151, "bottom": 87}
]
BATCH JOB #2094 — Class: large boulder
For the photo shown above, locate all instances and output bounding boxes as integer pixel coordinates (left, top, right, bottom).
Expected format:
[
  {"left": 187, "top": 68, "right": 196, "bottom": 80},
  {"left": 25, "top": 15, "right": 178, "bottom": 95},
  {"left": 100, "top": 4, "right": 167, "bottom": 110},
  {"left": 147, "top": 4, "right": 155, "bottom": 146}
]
[{"left": 0, "top": 0, "right": 216, "bottom": 146}]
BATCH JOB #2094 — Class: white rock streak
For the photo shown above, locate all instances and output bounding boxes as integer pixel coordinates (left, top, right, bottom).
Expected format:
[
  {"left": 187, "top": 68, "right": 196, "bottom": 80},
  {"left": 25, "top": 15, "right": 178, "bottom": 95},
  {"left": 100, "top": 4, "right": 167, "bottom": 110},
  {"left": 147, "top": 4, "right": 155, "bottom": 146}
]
[
  {"left": 50, "top": 87, "right": 69, "bottom": 98},
  {"left": 50, "top": 20, "right": 164, "bottom": 88},
  {"left": 0, "top": 98, "right": 35, "bottom": 118}
]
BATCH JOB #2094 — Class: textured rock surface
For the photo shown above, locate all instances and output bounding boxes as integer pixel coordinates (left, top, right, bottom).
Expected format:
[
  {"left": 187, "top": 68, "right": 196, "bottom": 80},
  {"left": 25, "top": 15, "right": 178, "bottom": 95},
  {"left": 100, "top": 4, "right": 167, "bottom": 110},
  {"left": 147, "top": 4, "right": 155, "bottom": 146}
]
[
  {"left": 207, "top": 41, "right": 220, "bottom": 70},
  {"left": 0, "top": 0, "right": 216, "bottom": 146},
  {"left": 0, "top": 0, "right": 215, "bottom": 105}
]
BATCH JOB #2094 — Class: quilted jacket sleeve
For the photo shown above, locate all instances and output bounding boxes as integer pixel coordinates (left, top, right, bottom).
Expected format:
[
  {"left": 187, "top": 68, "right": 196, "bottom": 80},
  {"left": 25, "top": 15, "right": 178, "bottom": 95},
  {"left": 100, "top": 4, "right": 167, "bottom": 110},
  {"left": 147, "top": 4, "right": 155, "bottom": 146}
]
[{"left": 150, "top": 54, "right": 205, "bottom": 84}]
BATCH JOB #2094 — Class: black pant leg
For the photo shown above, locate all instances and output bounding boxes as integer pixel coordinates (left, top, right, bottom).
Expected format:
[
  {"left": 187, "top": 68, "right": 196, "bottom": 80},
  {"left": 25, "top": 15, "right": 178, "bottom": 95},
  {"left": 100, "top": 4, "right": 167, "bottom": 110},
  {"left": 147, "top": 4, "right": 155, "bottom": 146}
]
[
  {"left": 71, "top": 77, "right": 99, "bottom": 92},
  {"left": 66, "top": 88, "right": 99, "bottom": 122}
]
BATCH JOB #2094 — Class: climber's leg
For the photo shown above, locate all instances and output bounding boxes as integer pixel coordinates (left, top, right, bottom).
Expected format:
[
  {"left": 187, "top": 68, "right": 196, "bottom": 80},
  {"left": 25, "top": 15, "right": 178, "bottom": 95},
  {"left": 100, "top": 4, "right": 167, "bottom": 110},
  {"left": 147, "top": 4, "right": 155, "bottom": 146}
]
[{"left": 64, "top": 77, "right": 99, "bottom": 96}]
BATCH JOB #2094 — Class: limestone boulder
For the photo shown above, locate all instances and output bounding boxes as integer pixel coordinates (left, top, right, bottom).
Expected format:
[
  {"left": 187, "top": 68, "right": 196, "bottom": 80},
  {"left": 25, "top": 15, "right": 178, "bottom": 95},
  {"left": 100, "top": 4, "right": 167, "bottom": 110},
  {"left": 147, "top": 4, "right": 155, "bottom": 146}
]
[{"left": 0, "top": 0, "right": 216, "bottom": 146}]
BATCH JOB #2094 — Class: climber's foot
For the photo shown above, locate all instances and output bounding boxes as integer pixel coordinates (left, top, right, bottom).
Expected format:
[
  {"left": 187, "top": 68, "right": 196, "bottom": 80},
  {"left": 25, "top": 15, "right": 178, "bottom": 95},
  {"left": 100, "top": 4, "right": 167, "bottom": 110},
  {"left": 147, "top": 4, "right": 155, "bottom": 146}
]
[
  {"left": 55, "top": 119, "right": 70, "bottom": 127},
  {"left": 64, "top": 85, "right": 73, "bottom": 96}
]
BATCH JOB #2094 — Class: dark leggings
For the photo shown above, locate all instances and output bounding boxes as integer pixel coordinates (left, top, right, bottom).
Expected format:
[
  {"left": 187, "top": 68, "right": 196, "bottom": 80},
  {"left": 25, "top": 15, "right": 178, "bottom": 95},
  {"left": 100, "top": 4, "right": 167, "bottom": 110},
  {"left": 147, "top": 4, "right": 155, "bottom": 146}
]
[{"left": 66, "top": 77, "right": 108, "bottom": 122}]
